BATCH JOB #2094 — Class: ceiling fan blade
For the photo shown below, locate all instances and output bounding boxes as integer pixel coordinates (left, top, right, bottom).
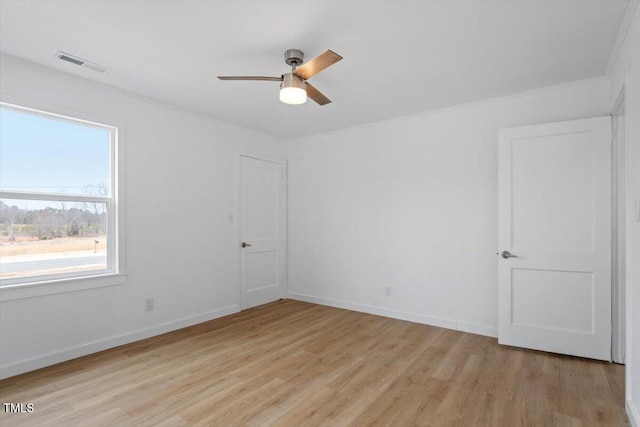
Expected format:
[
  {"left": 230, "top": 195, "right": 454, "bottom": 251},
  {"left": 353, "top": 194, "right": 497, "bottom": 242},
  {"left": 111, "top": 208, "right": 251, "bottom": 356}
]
[
  {"left": 293, "top": 50, "right": 343, "bottom": 80},
  {"left": 217, "top": 76, "right": 282, "bottom": 81},
  {"left": 306, "top": 82, "right": 331, "bottom": 105}
]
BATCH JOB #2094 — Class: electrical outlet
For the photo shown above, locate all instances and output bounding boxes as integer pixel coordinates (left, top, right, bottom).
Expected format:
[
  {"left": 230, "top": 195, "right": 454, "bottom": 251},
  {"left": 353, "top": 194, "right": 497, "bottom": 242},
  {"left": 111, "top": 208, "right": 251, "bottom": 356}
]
[
  {"left": 145, "top": 298, "right": 154, "bottom": 311},
  {"left": 385, "top": 286, "right": 392, "bottom": 296}
]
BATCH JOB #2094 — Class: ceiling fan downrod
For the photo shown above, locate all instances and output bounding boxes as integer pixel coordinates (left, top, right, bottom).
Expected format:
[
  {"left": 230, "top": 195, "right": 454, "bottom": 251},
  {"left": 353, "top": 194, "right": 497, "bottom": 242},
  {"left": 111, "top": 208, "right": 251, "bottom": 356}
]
[{"left": 284, "top": 48, "right": 304, "bottom": 71}]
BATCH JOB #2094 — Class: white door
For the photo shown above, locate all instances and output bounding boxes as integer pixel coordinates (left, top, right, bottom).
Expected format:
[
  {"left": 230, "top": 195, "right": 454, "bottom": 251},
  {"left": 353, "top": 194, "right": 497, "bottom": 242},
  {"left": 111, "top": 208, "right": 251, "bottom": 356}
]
[
  {"left": 498, "top": 116, "right": 611, "bottom": 361},
  {"left": 239, "top": 155, "right": 286, "bottom": 309}
]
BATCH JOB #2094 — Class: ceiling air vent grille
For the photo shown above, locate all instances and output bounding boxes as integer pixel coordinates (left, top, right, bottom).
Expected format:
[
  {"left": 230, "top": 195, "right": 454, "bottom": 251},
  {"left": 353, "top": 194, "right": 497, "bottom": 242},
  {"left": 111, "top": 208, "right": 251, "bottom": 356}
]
[
  {"left": 55, "top": 51, "right": 110, "bottom": 74},
  {"left": 58, "top": 53, "right": 84, "bottom": 66}
]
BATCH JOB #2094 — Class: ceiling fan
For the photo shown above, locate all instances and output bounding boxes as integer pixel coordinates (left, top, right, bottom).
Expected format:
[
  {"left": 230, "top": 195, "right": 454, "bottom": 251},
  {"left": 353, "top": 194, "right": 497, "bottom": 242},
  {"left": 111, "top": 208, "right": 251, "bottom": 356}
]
[{"left": 217, "top": 49, "right": 343, "bottom": 106}]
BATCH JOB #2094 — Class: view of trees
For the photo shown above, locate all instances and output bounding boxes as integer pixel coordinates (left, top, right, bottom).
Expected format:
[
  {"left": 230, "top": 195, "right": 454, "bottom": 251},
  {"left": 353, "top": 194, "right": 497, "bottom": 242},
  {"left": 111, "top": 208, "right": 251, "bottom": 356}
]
[{"left": 0, "top": 200, "right": 106, "bottom": 242}]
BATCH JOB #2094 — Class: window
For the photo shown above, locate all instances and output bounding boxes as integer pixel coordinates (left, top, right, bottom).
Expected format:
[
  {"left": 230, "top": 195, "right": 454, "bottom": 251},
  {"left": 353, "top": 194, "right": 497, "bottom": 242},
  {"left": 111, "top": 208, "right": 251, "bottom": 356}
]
[{"left": 0, "top": 102, "right": 123, "bottom": 292}]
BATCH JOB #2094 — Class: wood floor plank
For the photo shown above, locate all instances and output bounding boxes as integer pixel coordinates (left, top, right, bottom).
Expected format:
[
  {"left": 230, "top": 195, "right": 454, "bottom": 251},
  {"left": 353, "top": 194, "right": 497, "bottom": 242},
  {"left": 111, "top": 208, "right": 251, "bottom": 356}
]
[{"left": 0, "top": 300, "right": 628, "bottom": 426}]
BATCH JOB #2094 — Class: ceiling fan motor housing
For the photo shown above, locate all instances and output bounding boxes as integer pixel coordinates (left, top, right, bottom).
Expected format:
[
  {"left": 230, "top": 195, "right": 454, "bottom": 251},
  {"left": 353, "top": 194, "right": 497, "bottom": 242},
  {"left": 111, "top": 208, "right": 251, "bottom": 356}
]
[
  {"left": 281, "top": 73, "right": 306, "bottom": 90},
  {"left": 284, "top": 49, "right": 304, "bottom": 67}
]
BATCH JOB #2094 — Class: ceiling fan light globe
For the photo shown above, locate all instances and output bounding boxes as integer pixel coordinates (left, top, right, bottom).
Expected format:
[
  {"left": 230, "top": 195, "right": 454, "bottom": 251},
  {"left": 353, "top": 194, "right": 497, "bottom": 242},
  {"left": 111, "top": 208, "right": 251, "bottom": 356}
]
[
  {"left": 280, "top": 87, "right": 307, "bottom": 105},
  {"left": 280, "top": 73, "right": 307, "bottom": 105}
]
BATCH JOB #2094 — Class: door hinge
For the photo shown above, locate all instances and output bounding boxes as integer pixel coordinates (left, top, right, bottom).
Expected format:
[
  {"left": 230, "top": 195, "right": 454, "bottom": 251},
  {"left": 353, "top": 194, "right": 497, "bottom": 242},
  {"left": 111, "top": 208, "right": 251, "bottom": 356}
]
[{"left": 280, "top": 169, "right": 285, "bottom": 179}]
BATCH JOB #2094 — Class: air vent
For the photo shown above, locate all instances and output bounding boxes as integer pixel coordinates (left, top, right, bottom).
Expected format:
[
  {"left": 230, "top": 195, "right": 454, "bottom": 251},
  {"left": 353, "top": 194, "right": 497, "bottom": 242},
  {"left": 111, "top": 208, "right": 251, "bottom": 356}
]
[
  {"left": 55, "top": 51, "right": 110, "bottom": 74},
  {"left": 58, "top": 53, "right": 84, "bottom": 66}
]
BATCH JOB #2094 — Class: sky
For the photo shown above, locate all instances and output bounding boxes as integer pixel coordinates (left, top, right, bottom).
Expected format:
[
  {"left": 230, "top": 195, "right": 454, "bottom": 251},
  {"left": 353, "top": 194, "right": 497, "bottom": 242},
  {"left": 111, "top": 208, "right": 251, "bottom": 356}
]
[{"left": 0, "top": 107, "right": 110, "bottom": 209}]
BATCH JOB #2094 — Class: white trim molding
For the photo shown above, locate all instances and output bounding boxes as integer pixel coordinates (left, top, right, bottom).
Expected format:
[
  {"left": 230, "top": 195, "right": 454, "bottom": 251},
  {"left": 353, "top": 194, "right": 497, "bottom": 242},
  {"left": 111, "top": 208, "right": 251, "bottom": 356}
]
[
  {"left": 290, "top": 76, "right": 608, "bottom": 143},
  {"left": 288, "top": 292, "right": 498, "bottom": 338},
  {"left": 608, "top": 3, "right": 640, "bottom": 425},
  {"left": 0, "top": 304, "right": 239, "bottom": 380},
  {"left": 235, "top": 151, "right": 288, "bottom": 310},
  {"left": 629, "top": 400, "right": 640, "bottom": 427},
  {"left": 0, "top": 273, "right": 127, "bottom": 302},
  {"left": 606, "top": 1, "right": 640, "bottom": 78},
  {"left": 0, "top": 96, "right": 127, "bottom": 298}
]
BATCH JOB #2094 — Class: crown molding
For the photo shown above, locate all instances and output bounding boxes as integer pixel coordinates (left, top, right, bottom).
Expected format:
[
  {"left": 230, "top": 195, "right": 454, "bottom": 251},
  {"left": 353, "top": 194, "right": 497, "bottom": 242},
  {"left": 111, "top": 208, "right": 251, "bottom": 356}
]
[
  {"left": 0, "top": 53, "right": 283, "bottom": 142},
  {"left": 289, "top": 76, "right": 608, "bottom": 142},
  {"left": 606, "top": 1, "right": 639, "bottom": 78}
]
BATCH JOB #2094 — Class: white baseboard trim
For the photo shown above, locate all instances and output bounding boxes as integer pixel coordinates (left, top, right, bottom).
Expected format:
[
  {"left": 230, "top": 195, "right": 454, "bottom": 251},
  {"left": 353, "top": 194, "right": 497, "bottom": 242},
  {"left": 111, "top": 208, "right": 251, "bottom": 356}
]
[
  {"left": 628, "top": 399, "right": 640, "bottom": 427},
  {"left": 456, "top": 321, "right": 499, "bottom": 338},
  {"left": 288, "top": 293, "right": 498, "bottom": 338},
  {"left": 0, "top": 304, "right": 239, "bottom": 380},
  {"left": 183, "top": 305, "right": 239, "bottom": 328}
]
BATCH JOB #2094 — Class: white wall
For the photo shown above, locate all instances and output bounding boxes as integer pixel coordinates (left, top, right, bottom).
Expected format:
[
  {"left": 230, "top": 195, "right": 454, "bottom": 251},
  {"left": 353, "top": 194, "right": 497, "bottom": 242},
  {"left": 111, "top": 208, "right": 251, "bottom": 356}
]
[
  {"left": 287, "top": 78, "right": 610, "bottom": 337},
  {"left": 0, "top": 55, "right": 286, "bottom": 378},
  {"left": 608, "top": 3, "right": 640, "bottom": 425}
]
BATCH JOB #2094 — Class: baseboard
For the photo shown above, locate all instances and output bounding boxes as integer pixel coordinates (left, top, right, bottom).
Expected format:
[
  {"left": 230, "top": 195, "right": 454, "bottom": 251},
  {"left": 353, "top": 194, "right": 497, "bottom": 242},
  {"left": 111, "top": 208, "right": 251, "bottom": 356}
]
[
  {"left": 288, "top": 292, "right": 498, "bottom": 338},
  {"left": 0, "top": 304, "right": 239, "bottom": 379},
  {"left": 183, "top": 305, "right": 239, "bottom": 328},
  {"left": 628, "top": 399, "right": 640, "bottom": 427}
]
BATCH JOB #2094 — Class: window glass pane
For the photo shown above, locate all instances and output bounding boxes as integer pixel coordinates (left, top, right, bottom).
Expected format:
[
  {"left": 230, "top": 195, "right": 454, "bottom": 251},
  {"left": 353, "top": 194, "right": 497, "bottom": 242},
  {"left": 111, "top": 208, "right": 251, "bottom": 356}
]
[
  {"left": 0, "top": 108, "right": 110, "bottom": 196},
  {"left": 0, "top": 199, "right": 108, "bottom": 280}
]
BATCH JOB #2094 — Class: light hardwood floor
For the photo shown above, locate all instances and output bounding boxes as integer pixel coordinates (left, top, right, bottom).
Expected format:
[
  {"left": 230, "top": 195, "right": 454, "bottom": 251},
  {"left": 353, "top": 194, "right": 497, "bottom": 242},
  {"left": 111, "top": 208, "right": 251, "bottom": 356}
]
[{"left": 0, "top": 300, "right": 628, "bottom": 426}]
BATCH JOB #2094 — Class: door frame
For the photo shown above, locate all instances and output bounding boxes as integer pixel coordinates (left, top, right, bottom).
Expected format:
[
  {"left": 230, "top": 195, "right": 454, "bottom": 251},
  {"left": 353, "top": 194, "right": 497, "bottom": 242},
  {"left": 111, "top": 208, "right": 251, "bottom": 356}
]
[
  {"left": 235, "top": 151, "right": 288, "bottom": 310},
  {"left": 497, "top": 116, "right": 612, "bottom": 360},
  {"left": 612, "top": 90, "right": 626, "bottom": 363}
]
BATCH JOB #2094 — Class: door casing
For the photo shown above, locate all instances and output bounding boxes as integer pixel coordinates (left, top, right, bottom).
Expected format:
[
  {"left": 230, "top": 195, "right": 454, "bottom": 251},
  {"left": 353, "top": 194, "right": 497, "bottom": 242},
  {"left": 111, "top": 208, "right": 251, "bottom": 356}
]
[
  {"left": 498, "top": 116, "right": 612, "bottom": 361},
  {"left": 235, "top": 151, "right": 287, "bottom": 310}
]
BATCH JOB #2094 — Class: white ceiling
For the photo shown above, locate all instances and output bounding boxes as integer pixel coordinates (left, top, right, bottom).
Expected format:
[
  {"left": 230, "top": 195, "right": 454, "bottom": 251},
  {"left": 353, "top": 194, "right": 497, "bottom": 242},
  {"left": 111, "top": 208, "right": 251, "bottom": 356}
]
[{"left": 0, "top": 0, "right": 629, "bottom": 139}]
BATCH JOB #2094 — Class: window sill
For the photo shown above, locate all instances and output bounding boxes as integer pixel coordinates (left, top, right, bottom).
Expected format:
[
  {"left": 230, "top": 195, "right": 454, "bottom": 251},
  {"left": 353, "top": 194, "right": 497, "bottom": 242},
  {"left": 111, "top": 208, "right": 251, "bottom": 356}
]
[{"left": 0, "top": 273, "right": 128, "bottom": 302}]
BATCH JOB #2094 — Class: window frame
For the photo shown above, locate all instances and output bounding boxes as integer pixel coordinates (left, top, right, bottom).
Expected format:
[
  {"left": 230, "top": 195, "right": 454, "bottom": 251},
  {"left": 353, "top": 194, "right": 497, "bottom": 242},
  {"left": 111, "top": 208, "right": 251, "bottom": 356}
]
[{"left": 0, "top": 99, "right": 126, "bottom": 301}]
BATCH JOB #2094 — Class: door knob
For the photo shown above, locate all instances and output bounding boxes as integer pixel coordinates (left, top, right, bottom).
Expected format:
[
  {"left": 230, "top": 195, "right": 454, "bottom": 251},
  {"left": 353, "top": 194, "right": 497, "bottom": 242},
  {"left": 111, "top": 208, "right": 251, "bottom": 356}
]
[
  {"left": 500, "top": 250, "right": 517, "bottom": 259},
  {"left": 241, "top": 242, "right": 252, "bottom": 248}
]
